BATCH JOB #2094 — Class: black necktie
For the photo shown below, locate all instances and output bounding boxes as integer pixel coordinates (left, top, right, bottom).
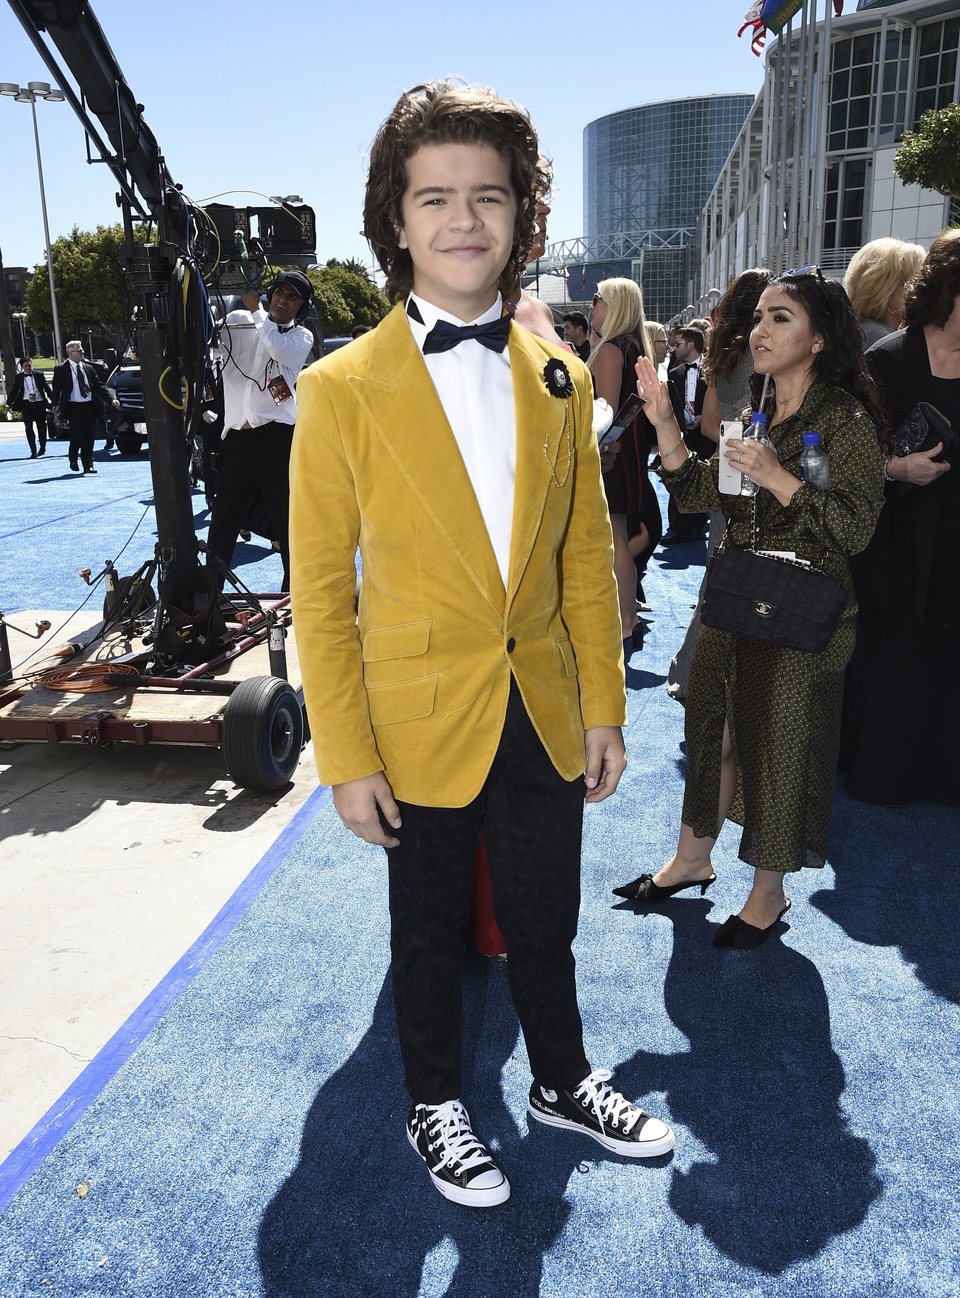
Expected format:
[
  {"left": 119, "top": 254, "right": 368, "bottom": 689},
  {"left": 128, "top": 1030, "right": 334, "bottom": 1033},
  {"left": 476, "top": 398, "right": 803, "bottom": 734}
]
[
  {"left": 77, "top": 364, "right": 90, "bottom": 398},
  {"left": 421, "top": 314, "right": 511, "bottom": 356}
]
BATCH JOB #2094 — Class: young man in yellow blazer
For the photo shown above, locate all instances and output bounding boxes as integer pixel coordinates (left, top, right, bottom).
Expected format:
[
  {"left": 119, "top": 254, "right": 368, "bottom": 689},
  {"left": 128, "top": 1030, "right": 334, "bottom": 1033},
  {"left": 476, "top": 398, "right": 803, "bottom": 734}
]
[{"left": 290, "top": 81, "right": 674, "bottom": 1209}]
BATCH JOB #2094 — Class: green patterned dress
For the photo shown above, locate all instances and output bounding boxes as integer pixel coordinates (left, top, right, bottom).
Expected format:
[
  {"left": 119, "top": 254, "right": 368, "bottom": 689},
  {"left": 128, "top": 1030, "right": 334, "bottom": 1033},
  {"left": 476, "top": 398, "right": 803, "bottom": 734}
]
[{"left": 658, "top": 379, "right": 885, "bottom": 872}]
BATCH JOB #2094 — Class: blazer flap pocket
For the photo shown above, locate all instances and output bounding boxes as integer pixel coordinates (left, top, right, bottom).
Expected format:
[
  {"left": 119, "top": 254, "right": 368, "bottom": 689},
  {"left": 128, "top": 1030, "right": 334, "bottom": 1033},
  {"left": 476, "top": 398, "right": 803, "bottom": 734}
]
[
  {"left": 557, "top": 637, "right": 578, "bottom": 677},
  {"left": 362, "top": 619, "right": 432, "bottom": 663},
  {"left": 366, "top": 674, "right": 438, "bottom": 726}
]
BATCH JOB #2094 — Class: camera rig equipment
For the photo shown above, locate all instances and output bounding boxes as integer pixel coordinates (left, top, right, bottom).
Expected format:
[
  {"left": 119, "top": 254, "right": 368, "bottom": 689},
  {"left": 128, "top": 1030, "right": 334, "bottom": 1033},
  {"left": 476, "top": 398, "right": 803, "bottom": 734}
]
[{"left": 1, "top": 0, "right": 318, "bottom": 789}]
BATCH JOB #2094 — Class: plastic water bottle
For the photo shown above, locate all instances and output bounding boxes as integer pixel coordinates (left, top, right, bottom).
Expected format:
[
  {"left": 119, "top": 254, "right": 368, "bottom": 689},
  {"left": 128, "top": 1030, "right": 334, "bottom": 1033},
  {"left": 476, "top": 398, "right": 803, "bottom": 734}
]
[
  {"left": 740, "top": 411, "right": 770, "bottom": 497},
  {"left": 799, "top": 430, "right": 830, "bottom": 491}
]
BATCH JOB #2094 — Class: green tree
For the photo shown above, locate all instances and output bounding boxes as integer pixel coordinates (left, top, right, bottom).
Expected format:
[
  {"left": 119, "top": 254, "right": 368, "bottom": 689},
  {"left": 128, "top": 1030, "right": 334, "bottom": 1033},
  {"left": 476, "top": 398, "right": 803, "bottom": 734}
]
[
  {"left": 313, "top": 265, "right": 388, "bottom": 331},
  {"left": 24, "top": 224, "right": 146, "bottom": 350},
  {"left": 894, "top": 104, "right": 960, "bottom": 201},
  {"left": 325, "top": 256, "right": 375, "bottom": 284},
  {"left": 309, "top": 275, "right": 352, "bottom": 336}
]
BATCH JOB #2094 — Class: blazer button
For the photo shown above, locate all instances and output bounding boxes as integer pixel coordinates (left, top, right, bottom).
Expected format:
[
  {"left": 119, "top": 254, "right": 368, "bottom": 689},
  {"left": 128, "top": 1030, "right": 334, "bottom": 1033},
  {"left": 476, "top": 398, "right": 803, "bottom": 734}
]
[{"left": 506, "top": 637, "right": 516, "bottom": 653}]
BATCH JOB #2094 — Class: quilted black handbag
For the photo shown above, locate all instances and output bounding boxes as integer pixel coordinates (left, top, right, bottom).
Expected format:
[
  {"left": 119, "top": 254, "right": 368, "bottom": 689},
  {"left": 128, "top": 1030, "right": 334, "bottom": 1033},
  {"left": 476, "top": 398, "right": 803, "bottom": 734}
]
[{"left": 701, "top": 500, "right": 847, "bottom": 653}]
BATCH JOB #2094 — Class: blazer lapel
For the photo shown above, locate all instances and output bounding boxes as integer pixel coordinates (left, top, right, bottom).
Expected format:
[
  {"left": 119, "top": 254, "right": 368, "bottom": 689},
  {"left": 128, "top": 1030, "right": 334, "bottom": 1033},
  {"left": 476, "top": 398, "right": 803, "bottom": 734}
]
[
  {"left": 347, "top": 304, "right": 505, "bottom": 612},
  {"left": 506, "top": 326, "right": 573, "bottom": 602}
]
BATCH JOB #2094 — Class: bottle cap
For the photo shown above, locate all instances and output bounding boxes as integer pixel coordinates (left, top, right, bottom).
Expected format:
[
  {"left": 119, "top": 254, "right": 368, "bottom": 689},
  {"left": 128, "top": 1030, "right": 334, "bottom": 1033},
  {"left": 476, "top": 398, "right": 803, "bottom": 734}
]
[
  {"left": 750, "top": 411, "right": 769, "bottom": 425},
  {"left": 803, "top": 430, "right": 821, "bottom": 446}
]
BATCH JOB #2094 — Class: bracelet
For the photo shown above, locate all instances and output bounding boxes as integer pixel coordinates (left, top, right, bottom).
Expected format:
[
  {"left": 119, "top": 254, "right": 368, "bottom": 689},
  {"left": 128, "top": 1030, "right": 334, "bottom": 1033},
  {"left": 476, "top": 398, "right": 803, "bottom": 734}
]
[
  {"left": 883, "top": 456, "right": 895, "bottom": 482},
  {"left": 660, "top": 437, "right": 685, "bottom": 462}
]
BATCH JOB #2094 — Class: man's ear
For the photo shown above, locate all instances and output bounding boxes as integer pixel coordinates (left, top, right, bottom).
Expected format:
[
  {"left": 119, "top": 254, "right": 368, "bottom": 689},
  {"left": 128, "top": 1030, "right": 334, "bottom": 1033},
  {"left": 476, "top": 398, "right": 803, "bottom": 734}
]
[{"left": 396, "top": 222, "right": 408, "bottom": 251}]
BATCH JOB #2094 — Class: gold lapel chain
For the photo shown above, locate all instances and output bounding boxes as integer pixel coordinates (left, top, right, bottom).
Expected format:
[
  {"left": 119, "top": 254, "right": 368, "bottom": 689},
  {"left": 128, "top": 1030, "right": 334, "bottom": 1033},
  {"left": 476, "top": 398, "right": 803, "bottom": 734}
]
[{"left": 543, "top": 402, "right": 573, "bottom": 488}]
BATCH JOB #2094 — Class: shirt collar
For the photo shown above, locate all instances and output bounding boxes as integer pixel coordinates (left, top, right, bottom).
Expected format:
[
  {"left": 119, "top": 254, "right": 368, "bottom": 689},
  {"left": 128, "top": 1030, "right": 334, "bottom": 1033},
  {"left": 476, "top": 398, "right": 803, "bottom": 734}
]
[{"left": 406, "top": 291, "right": 504, "bottom": 354}]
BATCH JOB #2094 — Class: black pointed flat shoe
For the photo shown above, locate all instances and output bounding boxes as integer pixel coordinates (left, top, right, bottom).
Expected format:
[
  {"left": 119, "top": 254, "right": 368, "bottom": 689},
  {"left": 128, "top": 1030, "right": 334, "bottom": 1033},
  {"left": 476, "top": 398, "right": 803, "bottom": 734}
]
[
  {"left": 613, "top": 872, "right": 717, "bottom": 902},
  {"left": 713, "top": 899, "right": 792, "bottom": 950}
]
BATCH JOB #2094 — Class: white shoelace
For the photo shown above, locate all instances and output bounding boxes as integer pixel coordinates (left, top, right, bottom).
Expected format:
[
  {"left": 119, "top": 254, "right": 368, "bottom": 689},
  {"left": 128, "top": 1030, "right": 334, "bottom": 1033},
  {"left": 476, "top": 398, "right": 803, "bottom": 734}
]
[
  {"left": 422, "top": 1101, "right": 493, "bottom": 1174},
  {"left": 573, "top": 1068, "right": 643, "bottom": 1134}
]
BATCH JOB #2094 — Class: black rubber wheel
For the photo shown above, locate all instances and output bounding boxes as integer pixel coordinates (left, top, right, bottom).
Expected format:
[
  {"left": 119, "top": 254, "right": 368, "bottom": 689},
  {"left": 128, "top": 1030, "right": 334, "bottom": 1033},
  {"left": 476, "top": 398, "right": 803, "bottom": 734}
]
[
  {"left": 221, "top": 676, "right": 304, "bottom": 791},
  {"left": 115, "top": 434, "right": 143, "bottom": 455}
]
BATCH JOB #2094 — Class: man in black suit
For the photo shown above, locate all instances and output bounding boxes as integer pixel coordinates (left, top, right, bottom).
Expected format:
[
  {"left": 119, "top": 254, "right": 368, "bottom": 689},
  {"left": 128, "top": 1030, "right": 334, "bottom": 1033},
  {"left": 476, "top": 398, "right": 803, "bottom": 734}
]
[
  {"left": 51, "top": 340, "right": 120, "bottom": 474},
  {"left": 7, "top": 357, "right": 52, "bottom": 458},
  {"left": 662, "top": 326, "right": 713, "bottom": 544}
]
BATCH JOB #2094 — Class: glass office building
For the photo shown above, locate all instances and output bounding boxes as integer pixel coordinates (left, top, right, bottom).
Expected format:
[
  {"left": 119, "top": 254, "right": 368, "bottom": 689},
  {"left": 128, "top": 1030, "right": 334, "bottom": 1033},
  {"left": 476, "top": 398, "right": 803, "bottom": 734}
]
[{"left": 575, "top": 95, "right": 753, "bottom": 320}]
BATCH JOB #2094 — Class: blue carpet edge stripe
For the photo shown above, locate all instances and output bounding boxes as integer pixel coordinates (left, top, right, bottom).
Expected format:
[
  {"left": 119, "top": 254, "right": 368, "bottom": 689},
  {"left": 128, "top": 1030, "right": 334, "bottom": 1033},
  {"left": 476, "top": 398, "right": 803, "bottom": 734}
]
[
  {"left": 0, "top": 487, "right": 154, "bottom": 541},
  {"left": 0, "top": 780, "right": 331, "bottom": 1216}
]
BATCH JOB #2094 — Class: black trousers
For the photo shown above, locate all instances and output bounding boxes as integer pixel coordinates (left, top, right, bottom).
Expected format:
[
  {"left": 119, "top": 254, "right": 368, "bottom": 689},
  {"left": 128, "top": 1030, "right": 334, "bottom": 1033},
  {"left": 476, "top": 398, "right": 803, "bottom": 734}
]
[
  {"left": 206, "top": 423, "right": 293, "bottom": 590},
  {"left": 386, "top": 679, "right": 590, "bottom": 1105},
  {"left": 21, "top": 400, "right": 47, "bottom": 455},
  {"left": 66, "top": 401, "right": 97, "bottom": 470}
]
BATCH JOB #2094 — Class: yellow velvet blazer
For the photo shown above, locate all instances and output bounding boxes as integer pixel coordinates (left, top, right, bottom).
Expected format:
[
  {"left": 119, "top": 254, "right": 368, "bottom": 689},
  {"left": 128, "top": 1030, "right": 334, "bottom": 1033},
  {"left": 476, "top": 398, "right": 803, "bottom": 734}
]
[{"left": 289, "top": 301, "right": 626, "bottom": 807}]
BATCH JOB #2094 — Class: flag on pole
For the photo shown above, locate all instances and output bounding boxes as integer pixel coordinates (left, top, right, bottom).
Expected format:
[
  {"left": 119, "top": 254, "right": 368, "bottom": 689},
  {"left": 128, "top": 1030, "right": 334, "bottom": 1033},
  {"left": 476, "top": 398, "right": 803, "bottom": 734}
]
[{"left": 739, "top": 1, "right": 845, "bottom": 56}]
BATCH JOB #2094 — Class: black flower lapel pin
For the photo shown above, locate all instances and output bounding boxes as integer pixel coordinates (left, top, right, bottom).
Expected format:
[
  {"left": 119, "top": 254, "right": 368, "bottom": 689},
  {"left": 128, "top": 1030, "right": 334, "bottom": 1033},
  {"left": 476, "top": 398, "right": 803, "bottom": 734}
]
[{"left": 542, "top": 358, "right": 575, "bottom": 400}]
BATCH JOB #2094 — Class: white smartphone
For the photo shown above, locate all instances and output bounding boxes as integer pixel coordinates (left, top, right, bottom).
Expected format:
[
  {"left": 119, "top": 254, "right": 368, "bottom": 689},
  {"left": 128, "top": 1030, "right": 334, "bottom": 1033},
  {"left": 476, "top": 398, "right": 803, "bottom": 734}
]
[{"left": 719, "top": 421, "right": 745, "bottom": 495}]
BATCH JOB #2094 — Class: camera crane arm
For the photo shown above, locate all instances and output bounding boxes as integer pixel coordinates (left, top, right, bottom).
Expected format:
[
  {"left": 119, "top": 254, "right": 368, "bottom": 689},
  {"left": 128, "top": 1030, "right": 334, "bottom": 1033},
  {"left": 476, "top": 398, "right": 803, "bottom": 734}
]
[{"left": 7, "top": 0, "right": 224, "bottom": 639}]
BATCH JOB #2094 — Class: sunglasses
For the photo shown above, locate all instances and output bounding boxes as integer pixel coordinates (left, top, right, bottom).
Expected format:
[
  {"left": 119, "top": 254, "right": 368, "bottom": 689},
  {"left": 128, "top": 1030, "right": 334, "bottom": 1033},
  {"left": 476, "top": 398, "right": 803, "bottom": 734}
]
[
  {"left": 780, "top": 263, "right": 827, "bottom": 287},
  {"left": 592, "top": 293, "right": 603, "bottom": 305}
]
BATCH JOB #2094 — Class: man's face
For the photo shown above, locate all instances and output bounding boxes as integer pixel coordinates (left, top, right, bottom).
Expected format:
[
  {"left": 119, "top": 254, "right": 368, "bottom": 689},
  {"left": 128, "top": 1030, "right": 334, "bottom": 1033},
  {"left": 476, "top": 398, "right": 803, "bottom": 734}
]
[
  {"left": 527, "top": 200, "right": 550, "bottom": 263},
  {"left": 21, "top": 360, "right": 33, "bottom": 373},
  {"left": 563, "top": 320, "right": 586, "bottom": 346},
  {"left": 268, "top": 282, "right": 304, "bottom": 326},
  {"left": 398, "top": 141, "right": 518, "bottom": 321},
  {"left": 674, "top": 336, "right": 692, "bottom": 364},
  {"left": 67, "top": 344, "right": 84, "bottom": 362}
]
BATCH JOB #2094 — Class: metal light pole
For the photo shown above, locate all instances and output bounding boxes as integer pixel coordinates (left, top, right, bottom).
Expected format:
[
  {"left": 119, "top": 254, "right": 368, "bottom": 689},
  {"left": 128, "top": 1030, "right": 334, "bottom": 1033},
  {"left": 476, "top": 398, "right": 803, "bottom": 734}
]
[
  {"left": 0, "top": 81, "right": 65, "bottom": 360},
  {"left": 12, "top": 311, "right": 28, "bottom": 356}
]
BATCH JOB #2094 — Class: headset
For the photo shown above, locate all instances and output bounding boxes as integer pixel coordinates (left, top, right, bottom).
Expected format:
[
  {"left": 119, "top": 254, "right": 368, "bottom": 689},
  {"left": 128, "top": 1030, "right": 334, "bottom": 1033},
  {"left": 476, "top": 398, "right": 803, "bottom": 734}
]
[{"left": 263, "top": 275, "right": 313, "bottom": 325}]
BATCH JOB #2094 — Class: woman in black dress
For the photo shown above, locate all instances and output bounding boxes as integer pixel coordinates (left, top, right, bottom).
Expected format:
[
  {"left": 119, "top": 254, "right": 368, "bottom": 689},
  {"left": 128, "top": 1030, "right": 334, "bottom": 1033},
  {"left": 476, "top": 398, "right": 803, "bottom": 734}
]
[
  {"left": 588, "top": 278, "right": 655, "bottom": 642},
  {"left": 842, "top": 229, "right": 960, "bottom": 804}
]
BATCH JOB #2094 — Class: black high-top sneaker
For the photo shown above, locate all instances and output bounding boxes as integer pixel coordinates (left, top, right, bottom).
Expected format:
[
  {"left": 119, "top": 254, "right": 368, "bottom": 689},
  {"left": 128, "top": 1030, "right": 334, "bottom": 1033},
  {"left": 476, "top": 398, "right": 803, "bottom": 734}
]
[
  {"left": 528, "top": 1068, "right": 675, "bottom": 1157},
  {"left": 407, "top": 1100, "right": 510, "bottom": 1207}
]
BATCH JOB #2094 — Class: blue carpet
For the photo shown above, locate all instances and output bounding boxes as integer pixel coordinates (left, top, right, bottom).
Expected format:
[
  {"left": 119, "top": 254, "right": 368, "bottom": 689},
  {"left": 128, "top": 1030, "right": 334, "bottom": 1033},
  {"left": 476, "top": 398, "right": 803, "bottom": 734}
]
[
  {"left": 1, "top": 460, "right": 958, "bottom": 1297},
  {"left": 0, "top": 438, "right": 283, "bottom": 619}
]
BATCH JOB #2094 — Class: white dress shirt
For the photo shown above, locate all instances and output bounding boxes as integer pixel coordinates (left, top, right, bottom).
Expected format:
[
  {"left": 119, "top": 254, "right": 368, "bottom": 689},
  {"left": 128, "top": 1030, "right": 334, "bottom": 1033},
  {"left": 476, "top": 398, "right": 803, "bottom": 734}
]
[
  {"left": 216, "top": 306, "right": 313, "bottom": 432},
  {"left": 23, "top": 375, "right": 40, "bottom": 401},
  {"left": 68, "top": 360, "right": 93, "bottom": 403},
  {"left": 407, "top": 291, "right": 516, "bottom": 587}
]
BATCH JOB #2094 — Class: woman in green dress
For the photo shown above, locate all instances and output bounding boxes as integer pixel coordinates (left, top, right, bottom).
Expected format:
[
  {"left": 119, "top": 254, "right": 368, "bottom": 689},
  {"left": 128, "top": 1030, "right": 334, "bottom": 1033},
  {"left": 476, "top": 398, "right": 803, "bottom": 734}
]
[{"left": 617, "top": 270, "right": 887, "bottom": 948}]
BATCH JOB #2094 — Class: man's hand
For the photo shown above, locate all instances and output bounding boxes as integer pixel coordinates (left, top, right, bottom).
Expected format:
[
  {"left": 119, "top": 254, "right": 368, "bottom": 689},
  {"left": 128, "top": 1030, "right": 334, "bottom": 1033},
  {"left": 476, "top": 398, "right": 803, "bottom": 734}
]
[
  {"left": 240, "top": 291, "right": 261, "bottom": 311},
  {"left": 584, "top": 726, "right": 627, "bottom": 803},
  {"left": 332, "top": 771, "right": 402, "bottom": 848}
]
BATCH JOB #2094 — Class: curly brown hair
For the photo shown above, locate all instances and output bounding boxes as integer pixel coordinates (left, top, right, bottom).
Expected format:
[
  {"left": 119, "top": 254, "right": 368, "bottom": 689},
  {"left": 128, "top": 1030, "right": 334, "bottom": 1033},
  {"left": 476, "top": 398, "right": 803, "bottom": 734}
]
[
  {"left": 363, "top": 81, "right": 551, "bottom": 304},
  {"left": 904, "top": 227, "right": 960, "bottom": 328}
]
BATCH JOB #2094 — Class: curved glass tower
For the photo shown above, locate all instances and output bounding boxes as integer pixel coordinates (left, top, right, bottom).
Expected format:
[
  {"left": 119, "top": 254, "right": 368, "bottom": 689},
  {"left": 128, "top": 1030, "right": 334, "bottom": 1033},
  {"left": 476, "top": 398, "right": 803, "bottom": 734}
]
[{"left": 582, "top": 94, "right": 753, "bottom": 318}]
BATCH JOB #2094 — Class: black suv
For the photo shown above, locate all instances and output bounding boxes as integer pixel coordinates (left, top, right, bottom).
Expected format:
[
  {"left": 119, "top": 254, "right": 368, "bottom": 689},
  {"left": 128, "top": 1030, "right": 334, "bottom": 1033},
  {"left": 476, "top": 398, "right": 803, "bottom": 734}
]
[{"left": 105, "top": 358, "right": 148, "bottom": 455}]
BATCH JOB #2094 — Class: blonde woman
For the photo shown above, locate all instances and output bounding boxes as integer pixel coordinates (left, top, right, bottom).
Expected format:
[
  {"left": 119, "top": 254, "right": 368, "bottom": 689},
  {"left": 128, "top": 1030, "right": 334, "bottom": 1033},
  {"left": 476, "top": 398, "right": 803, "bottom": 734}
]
[
  {"left": 843, "top": 237, "right": 925, "bottom": 347},
  {"left": 589, "top": 278, "right": 656, "bottom": 643}
]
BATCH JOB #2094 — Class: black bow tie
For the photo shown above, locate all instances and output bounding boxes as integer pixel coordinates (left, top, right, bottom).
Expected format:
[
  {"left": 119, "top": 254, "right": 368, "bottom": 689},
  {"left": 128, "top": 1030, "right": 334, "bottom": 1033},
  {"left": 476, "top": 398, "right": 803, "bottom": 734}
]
[{"left": 421, "top": 314, "right": 511, "bottom": 356}]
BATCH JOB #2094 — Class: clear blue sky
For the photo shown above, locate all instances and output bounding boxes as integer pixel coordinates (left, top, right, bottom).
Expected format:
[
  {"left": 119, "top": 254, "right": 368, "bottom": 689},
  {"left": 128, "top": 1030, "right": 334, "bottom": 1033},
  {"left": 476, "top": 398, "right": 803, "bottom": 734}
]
[{"left": 0, "top": 0, "right": 765, "bottom": 274}]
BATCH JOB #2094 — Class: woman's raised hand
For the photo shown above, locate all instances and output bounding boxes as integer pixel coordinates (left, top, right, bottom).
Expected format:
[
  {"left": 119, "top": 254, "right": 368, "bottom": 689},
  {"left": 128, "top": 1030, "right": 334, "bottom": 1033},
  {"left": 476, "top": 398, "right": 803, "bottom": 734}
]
[{"left": 635, "top": 355, "right": 675, "bottom": 428}]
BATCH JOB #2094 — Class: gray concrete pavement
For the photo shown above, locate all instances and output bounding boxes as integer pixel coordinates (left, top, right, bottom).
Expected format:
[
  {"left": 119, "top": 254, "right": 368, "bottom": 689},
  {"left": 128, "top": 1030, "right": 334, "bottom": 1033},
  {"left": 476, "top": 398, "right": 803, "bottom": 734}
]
[{"left": 0, "top": 601, "right": 318, "bottom": 1163}]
